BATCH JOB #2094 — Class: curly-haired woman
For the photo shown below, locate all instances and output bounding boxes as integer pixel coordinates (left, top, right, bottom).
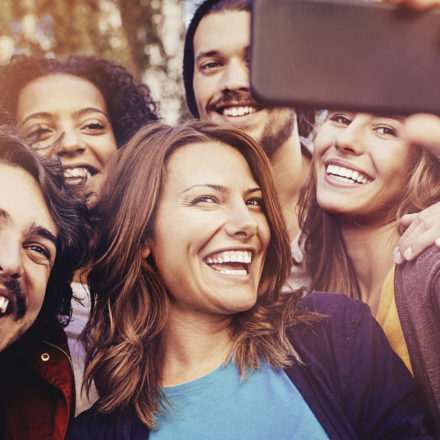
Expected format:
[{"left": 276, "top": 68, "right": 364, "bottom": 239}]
[{"left": 0, "top": 53, "right": 159, "bottom": 413}]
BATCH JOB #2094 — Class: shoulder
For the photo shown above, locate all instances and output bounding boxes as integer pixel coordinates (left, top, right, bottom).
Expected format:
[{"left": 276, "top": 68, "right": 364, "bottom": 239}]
[
  {"left": 289, "top": 291, "right": 400, "bottom": 380},
  {"left": 67, "top": 406, "right": 150, "bottom": 440},
  {"left": 67, "top": 407, "right": 112, "bottom": 439},
  {"left": 397, "top": 244, "right": 440, "bottom": 279},
  {"left": 395, "top": 244, "right": 440, "bottom": 287},
  {"left": 297, "top": 291, "right": 372, "bottom": 330},
  {"left": 395, "top": 244, "right": 440, "bottom": 308}
]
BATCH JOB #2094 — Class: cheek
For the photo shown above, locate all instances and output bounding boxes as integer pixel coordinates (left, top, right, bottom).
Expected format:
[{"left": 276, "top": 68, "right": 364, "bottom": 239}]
[
  {"left": 260, "top": 219, "right": 271, "bottom": 253},
  {"left": 193, "top": 75, "right": 214, "bottom": 107},
  {"left": 92, "top": 134, "right": 118, "bottom": 164},
  {"left": 26, "top": 267, "right": 50, "bottom": 314},
  {"left": 376, "top": 148, "right": 411, "bottom": 182}
]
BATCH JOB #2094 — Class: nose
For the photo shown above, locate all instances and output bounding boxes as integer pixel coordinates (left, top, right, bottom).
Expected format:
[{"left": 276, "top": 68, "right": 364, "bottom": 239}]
[
  {"left": 221, "top": 58, "right": 250, "bottom": 93},
  {"left": 0, "top": 234, "right": 24, "bottom": 280},
  {"left": 334, "top": 118, "right": 366, "bottom": 155},
  {"left": 225, "top": 200, "right": 258, "bottom": 239},
  {"left": 56, "top": 129, "right": 86, "bottom": 158}
]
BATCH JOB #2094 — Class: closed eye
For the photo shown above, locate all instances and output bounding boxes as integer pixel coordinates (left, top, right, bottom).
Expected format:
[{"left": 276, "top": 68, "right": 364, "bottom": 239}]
[
  {"left": 191, "top": 195, "right": 218, "bottom": 205},
  {"left": 26, "top": 125, "right": 55, "bottom": 143},
  {"left": 81, "top": 120, "right": 106, "bottom": 132}
]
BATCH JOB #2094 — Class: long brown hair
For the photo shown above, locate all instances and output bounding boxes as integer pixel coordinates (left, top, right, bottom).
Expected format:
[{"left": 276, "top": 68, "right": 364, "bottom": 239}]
[
  {"left": 299, "top": 135, "right": 440, "bottom": 299},
  {"left": 82, "top": 120, "right": 314, "bottom": 428}
]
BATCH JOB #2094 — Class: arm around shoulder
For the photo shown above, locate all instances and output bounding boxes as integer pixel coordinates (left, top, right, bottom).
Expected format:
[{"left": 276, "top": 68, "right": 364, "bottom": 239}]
[
  {"left": 395, "top": 245, "right": 440, "bottom": 435},
  {"left": 295, "top": 292, "right": 435, "bottom": 439}
]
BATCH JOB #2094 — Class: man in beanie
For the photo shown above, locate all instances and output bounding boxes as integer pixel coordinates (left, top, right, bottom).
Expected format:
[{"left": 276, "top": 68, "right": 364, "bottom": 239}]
[
  {"left": 183, "top": 0, "right": 312, "bottom": 290},
  {"left": 183, "top": 0, "right": 440, "bottom": 284}
]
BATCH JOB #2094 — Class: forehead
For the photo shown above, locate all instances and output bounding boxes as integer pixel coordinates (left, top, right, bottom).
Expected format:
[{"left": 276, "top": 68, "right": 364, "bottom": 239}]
[
  {"left": 0, "top": 163, "right": 57, "bottom": 237},
  {"left": 194, "top": 10, "right": 251, "bottom": 56},
  {"left": 16, "top": 73, "right": 108, "bottom": 122},
  {"left": 165, "top": 141, "right": 257, "bottom": 188}
]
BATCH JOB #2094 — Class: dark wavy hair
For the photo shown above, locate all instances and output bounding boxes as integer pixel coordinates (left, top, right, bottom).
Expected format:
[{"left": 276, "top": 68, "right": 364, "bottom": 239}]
[
  {"left": 0, "top": 54, "right": 159, "bottom": 147},
  {"left": 0, "top": 127, "right": 90, "bottom": 324},
  {"left": 82, "top": 120, "right": 316, "bottom": 428}
]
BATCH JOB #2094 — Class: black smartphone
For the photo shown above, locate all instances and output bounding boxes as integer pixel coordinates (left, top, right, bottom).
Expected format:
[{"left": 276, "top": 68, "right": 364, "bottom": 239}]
[{"left": 250, "top": 0, "right": 440, "bottom": 115}]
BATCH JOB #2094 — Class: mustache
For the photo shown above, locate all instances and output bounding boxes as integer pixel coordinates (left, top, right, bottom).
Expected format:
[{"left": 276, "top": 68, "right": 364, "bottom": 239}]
[
  {"left": 206, "top": 90, "right": 261, "bottom": 113},
  {"left": 3, "top": 278, "right": 26, "bottom": 320}
]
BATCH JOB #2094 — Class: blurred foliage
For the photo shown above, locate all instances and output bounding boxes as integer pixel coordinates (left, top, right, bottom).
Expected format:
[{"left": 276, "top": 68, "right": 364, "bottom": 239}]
[{"left": 0, "top": 0, "right": 191, "bottom": 123}]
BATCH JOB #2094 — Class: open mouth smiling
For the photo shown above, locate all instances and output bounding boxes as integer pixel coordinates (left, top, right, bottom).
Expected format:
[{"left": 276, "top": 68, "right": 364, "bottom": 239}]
[
  {"left": 218, "top": 105, "right": 259, "bottom": 117},
  {"left": 0, "top": 295, "right": 11, "bottom": 317},
  {"left": 326, "top": 164, "right": 373, "bottom": 185},
  {"left": 63, "top": 165, "right": 98, "bottom": 183},
  {"left": 204, "top": 250, "right": 252, "bottom": 276}
]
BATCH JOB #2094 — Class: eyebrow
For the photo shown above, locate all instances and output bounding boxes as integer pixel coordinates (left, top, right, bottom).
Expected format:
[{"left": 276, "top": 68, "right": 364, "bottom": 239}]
[
  {"left": 20, "top": 107, "right": 111, "bottom": 126},
  {"left": 373, "top": 114, "right": 406, "bottom": 122},
  {"left": 30, "top": 223, "right": 58, "bottom": 248},
  {"left": 0, "top": 209, "right": 57, "bottom": 247},
  {"left": 195, "top": 45, "right": 250, "bottom": 65},
  {"left": 194, "top": 50, "right": 221, "bottom": 64},
  {"left": 180, "top": 183, "right": 262, "bottom": 195}
]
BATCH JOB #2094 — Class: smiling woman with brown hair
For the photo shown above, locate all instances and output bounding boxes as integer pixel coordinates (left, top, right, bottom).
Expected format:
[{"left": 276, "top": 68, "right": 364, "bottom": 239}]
[
  {"left": 298, "top": 111, "right": 440, "bottom": 434},
  {"left": 298, "top": 111, "right": 440, "bottom": 367},
  {"left": 68, "top": 120, "right": 434, "bottom": 440}
]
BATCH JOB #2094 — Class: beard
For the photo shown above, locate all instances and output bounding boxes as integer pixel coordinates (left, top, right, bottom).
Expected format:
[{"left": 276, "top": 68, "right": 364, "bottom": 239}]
[
  {"left": 259, "top": 110, "right": 296, "bottom": 159},
  {"left": 3, "top": 278, "right": 27, "bottom": 320}
]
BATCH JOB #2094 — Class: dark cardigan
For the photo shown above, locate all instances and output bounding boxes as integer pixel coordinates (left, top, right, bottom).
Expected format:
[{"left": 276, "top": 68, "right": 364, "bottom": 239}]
[
  {"left": 395, "top": 245, "right": 440, "bottom": 437},
  {"left": 67, "top": 292, "right": 434, "bottom": 440}
]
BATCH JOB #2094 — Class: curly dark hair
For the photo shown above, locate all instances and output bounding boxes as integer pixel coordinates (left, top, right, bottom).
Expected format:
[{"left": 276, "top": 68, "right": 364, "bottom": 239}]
[
  {"left": 0, "top": 127, "right": 90, "bottom": 324},
  {"left": 0, "top": 54, "right": 159, "bottom": 147}
]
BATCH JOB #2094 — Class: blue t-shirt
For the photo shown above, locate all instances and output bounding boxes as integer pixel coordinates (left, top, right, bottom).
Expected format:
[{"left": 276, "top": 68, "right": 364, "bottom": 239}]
[{"left": 150, "top": 360, "right": 329, "bottom": 439}]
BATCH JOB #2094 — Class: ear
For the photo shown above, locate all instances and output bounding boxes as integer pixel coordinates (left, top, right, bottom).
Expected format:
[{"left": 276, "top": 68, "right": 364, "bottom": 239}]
[{"left": 141, "top": 241, "right": 151, "bottom": 259}]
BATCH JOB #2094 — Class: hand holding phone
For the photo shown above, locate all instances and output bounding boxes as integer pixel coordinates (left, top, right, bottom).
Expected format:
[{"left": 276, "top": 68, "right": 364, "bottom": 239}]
[{"left": 250, "top": 0, "right": 440, "bottom": 115}]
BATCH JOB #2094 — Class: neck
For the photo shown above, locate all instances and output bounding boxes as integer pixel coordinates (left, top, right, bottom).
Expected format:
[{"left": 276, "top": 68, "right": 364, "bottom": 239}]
[
  {"left": 270, "top": 133, "right": 310, "bottom": 241},
  {"left": 161, "top": 308, "right": 233, "bottom": 387},
  {"left": 341, "top": 221, "right": 398, "bottom": 315}
]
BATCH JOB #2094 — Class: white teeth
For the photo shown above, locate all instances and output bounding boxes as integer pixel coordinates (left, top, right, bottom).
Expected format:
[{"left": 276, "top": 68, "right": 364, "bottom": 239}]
[
  {"left": 222, "top": 106, "right": 256, "bottom": 117},
  {"left": 205, "top": 250, "right": 252, "bottom": 265},
  {"left": 64, "top": 168, "right": 91, "bottom": 179},
  {"left": 217, "top": 269, "right": 247, "bottom": 275},
  {"left": 326, "top": 164, "right": 371, "bottom": 184},
  {"left": 0, "top": 296, "right": 9, "bottom": 314}
]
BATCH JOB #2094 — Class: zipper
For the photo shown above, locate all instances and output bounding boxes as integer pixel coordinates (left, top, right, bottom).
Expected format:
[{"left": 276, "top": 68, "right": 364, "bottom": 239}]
[{"left": 42, "top": 340, "right": 74, "bottom": 372}]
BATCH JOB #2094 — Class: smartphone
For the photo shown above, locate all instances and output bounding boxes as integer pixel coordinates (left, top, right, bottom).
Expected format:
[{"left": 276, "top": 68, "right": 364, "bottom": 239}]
[{"left": 250, "top": 0, "right": 440, "bottom": 115}]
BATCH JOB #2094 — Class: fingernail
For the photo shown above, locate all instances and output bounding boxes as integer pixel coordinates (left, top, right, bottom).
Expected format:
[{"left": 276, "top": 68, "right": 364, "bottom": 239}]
[
  {"left": 394, "top": 246, "right": 403, "bottom": 264},
  {"left": 403, "top": 247, "right": 413, "bottom": 261}
]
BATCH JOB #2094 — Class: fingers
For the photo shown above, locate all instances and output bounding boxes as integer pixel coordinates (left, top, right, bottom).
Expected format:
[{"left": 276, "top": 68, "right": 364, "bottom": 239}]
[
  {"left": 394, "top": 202, "right": 440, "bottom": 263},
  {"left": 388, "top": 0, "right": 440, "bottom": 9}
]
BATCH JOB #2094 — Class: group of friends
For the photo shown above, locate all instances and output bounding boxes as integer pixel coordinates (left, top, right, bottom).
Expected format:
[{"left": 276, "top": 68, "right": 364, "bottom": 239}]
[{"left": 1, "top": 0, "right": 440, "bottom": 438}]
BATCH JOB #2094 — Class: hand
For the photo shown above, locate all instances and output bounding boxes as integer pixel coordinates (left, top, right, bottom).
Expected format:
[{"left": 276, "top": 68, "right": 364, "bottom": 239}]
[
  {"left": 394, "top": 201, "right": 440, "bottom": 263},
  {"left": 388, "top": 0, "right": 440, "bottom": 9},
  {"left": 402, "top": 114, "right": 440, "bottom": 156}
]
